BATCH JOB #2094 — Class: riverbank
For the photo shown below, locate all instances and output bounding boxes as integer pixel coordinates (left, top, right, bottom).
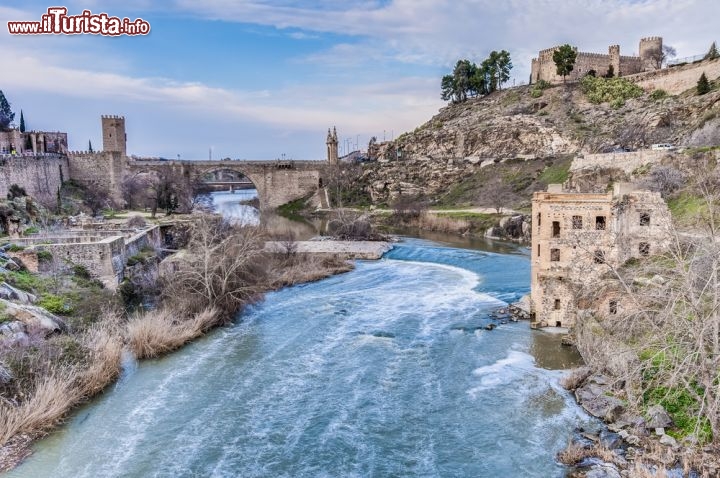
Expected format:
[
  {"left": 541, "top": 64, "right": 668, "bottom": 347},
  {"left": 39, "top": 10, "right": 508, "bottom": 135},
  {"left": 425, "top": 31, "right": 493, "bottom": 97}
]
[
  {"left": 3, "top": 236, "right": 593, "bottom": 477},
  {"left": 0, "top": 217, "right": 356, "bottom": 473}
]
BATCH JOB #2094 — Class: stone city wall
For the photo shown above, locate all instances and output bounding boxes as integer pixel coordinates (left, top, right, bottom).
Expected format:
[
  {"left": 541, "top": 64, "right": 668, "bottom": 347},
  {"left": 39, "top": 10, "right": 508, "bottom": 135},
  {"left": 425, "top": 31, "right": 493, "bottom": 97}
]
[
  {"left": 570, "top": 149, "right": 670, "bottom": 174},
  {"left": 626, "top": 58, "right": 720, "bottom": 94},
  {"left": 0, "top": 154, "right": 69, "bottom": 200}
]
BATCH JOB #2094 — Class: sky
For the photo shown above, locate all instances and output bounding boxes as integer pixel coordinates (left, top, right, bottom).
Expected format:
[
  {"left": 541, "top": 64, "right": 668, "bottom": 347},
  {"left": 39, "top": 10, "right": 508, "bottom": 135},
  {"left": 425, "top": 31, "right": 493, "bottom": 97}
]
[{"left": 0, "top": 0, "right": 717, "bottom": 160}]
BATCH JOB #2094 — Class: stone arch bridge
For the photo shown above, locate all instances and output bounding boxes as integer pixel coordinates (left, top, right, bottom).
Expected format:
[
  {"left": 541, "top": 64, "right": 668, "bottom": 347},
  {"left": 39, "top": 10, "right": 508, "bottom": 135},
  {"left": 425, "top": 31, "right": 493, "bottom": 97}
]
[{"left": 124, "top": 159, "right": 327, "bottom": 209}]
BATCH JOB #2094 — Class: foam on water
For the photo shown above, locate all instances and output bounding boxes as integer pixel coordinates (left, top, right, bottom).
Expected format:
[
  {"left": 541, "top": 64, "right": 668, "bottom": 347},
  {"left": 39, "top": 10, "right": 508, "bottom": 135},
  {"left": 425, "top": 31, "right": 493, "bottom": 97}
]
[{"left": 8, "top": 239, "right": 593, "bottom": 478}]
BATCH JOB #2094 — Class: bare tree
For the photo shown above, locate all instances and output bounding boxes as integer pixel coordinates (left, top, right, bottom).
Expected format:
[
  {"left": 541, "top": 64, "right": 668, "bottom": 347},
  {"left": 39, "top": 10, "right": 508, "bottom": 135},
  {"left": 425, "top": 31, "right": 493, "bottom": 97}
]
[
  {"left": 640, "top": 166, "right": 685, "bottom": 199},
  {"left": 159, "top": 215, "right": 267, "bottom": 320}
]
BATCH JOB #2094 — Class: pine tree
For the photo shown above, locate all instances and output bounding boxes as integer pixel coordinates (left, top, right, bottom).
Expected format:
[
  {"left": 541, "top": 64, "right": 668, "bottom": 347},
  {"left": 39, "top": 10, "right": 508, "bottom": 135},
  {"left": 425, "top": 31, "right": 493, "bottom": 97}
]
[
  {"left": 88, "top": 140, "right": 93, "bottom": 152},
  {"left": 19, "top": 110, "right": 25, "bottom": 133},
  {"left": 706, "top": 41, "right": 719, "bottom": 61},
  {"left": 697, "top": 72, "right": 710, "bottom": 95},
  {"left": 553, "top": 44, "right": 577, "bottom": 83},
  {"left": 0, "top": 90, "right": 15, "bottom": 130}
]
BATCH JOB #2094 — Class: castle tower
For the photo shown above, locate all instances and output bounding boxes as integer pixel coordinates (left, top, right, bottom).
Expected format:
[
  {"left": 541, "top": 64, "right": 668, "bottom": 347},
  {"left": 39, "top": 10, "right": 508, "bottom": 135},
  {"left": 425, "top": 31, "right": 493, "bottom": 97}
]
[
  {"left": 608, "top": 45, "right": 621, "bottom": 76},
  {"left": 639, "top": 36, "right": 663, "bottom": 71},
  {"left": 102, "top": 115, "right": 126, "bottom": 156},
  {"left": 326, "top": 126, "right": 338, "bottom": 164}
]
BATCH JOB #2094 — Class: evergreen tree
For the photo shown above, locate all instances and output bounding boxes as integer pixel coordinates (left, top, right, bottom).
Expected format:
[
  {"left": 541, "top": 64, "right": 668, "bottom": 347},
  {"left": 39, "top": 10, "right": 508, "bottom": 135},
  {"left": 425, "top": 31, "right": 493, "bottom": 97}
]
[
  {"left": 706, "top": 41, "right": 720, "bottom": 61},
  {"left": 697, "top": 72, "right": 710, "bottom": 95},
  {"left": 0, "top": 90, "right": 15, "bottom": 130},
  {"left": 88, "top": 140, "right": 94, "bottom": 152},
  {"left": 19, "top": 110, "right": 25, "bottom": 133},
  {"left": 553, "top": 44, "right": 577, "bottom": 83},
  {"left": 604, "top": 64, "right": 615, "bottom": 78}
]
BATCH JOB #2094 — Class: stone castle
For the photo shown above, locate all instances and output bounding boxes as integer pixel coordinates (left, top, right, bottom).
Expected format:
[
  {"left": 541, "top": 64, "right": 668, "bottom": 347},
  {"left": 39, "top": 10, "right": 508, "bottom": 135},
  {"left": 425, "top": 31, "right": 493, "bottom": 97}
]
[
  {"left": 530, "top": 37, "right": 663, "bottom": 84},
  {"left": 530, "top": 183, "right": 672, "bottom": 328}
]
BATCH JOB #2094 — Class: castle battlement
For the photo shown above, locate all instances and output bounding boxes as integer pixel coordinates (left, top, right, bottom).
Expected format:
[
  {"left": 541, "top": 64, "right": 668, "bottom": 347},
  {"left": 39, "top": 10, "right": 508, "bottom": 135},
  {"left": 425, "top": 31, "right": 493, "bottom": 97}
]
[
  {"left": 577, "top": 52, "right": 611, "bottom": 59},
  {"left": 101, "top": 115, "right": 125, "bottom": 120},
  {"left": 530, "top": 36, "right": 662, "bottom": 84}
]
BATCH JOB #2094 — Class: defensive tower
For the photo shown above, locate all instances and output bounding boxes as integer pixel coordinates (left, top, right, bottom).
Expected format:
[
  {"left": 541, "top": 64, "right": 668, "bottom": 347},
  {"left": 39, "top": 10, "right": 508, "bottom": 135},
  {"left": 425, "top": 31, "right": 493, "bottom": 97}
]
[{"left": 102, "top": 115, "right": 126, "bottom": 156}]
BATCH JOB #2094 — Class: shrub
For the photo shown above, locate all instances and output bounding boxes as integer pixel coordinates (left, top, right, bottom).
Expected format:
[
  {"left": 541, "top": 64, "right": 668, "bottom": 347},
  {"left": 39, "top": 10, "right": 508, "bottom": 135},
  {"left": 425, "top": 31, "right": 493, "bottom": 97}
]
[
  {"left": 36, "top": 249, "right": 53, "bottom": 262},
  {"left": 697, "top": 72, "right": 710, "bottom": 95},
  {"left": 649, "top": 89, "right": 668, "bottom": 100},
  {"left": 580, "top": 75, "right": 644, "bottom": 107},
  {"left": 38, "top": 294, "right": 74, "bottom": 315}
]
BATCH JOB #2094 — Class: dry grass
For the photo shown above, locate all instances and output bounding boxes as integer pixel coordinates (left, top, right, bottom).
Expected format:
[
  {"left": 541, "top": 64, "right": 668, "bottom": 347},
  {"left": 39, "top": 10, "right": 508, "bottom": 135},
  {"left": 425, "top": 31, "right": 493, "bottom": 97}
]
[
  {"left": 414, "top": 213, "right": 471, "bottom": 234},
  {"left": 0, "top": 368, "right": 80, "bottom": 446},
  {"left": 76, "top": 323, "right": 123, "bottom": 397},
  {"left": 127, "top": 307, "right": 221, "bottom": 359},
  {"left": 268, "top": 255, "right": 353, "bottom": 289},
  {"left": 560, "top": 366, "right": 592, "bottom": 390},
  {"left": 556, "top": 443, "right": 618, "bottom": 466}
]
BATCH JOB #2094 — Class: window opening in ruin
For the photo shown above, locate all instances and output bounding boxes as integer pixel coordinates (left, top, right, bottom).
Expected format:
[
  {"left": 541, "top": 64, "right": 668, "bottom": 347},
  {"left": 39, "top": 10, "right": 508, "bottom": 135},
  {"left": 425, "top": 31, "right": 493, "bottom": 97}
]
[
  {"left": 554, "top": 299, "right": 561, "bottom": 310},
  {"left": 639, "top": 242, "right": 650, "bottom": 256},
  {"left": 555, "top": 321, "right": 562, "bottom": 327},
  {"left": 537, "top": 213, "right": 541, "bottom": 227},
  {"left": 552, "top": 221, "right": 560, "bottom": 238},
  {"left": 609, "top": 300, "right": 618, "bottom": 314},
  {"left": 639, "top": 212, "right": 650, "bottom": 226},
  {"left": 550, "top": 248, "right": 560, "bottom": 262},
  {"left": 595, "top": 216, "right": 606, "bottom": 230},
  {"left": 594, "top": 250, "right": 605, "bottom": 264},
  {"left": 572, "top": 215, "right": 583, "bottom": 229}
]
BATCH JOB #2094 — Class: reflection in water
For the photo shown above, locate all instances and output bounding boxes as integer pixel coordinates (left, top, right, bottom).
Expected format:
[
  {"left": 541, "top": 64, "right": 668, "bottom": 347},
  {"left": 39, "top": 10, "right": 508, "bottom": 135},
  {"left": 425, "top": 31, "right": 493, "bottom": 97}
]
[{"left": 530, "top": 330, "right": 584, "bottom": 370}]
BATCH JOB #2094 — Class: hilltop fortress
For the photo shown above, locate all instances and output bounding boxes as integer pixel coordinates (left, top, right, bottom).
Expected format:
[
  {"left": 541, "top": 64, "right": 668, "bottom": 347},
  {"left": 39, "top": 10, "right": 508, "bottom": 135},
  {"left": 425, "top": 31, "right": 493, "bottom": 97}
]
[{"left": 531, "top": 37, "right": 663, "bottom": 84}]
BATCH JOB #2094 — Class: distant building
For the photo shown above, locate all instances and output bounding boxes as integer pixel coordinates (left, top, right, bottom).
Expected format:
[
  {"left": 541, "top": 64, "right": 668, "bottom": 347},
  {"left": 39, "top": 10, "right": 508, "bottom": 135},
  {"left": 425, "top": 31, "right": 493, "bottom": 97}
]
[
  {"left": 0, "top": 129, "right": 68, "bottom": 155},
  {"left": 530, "top": 37, "right": 663, "bottom": 84},
  {"left": 530, "top": 183, "right": 672, "bottom": 328}
]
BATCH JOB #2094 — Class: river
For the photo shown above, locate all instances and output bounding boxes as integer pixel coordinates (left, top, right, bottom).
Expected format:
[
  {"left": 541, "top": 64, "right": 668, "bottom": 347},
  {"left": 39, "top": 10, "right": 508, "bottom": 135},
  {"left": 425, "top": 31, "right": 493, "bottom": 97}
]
[{"left": 6, "top": 192, "right": 595, "bottom": 477}]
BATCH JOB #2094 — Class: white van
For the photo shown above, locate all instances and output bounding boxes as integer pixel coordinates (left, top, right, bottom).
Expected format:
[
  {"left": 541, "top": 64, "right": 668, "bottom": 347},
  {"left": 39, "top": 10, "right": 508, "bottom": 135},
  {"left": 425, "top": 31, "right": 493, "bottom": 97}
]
[{"left": 651, "top": 143, "right": 676, "bottom": 151}]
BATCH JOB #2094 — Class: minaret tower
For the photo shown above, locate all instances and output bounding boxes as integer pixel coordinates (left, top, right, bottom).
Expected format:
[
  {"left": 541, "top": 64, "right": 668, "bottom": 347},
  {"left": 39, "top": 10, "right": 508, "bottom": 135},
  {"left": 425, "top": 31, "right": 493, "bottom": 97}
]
[{"left": 326, "top": 126, "right": 339, "bottom": 164}]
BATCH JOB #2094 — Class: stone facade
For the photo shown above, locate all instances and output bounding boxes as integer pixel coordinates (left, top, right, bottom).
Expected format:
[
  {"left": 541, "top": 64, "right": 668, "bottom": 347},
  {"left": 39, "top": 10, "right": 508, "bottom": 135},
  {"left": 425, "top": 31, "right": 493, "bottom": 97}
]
[
  {"left": 326, "top": 127, "right": 338, "bottom": 164},
  {"left": 530, "top": 37, "right": 661, "bottom": 84},
  {"left": 626, "top": 57, "right": 720, "bottom": 95},
  {"left": 530, "top": 183, "right": 672, "bottom": 328},
  {"left": 0, "top": 154, "right": 69, "bottom": 200},
  {"left": 0, "top": 129, "right": 68, "bottom": 155},
  {"left": 6, "top": 226, "right": 162, "bottom": 286}
]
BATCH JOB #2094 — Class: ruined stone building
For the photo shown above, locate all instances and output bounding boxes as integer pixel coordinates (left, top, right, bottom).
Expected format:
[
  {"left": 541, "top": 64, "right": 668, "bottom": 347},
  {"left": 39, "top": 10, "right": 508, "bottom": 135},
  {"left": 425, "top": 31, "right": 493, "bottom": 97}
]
[
  {"left": 0, "top": 129, "right": 68, "bottom": 155},
  {"left": 530, "top": 37, "right": 662, "bottom": 84},
  {"left": 530, "top": 183, "right": 672, "bottom": 328}
]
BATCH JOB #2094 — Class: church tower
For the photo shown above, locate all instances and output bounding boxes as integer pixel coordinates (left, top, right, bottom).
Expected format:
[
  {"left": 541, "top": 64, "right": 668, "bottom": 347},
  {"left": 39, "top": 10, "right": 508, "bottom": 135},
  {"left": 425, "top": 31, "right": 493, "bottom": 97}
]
[{"left": 326, "top": 126, "right": 338, "bottom": 164}]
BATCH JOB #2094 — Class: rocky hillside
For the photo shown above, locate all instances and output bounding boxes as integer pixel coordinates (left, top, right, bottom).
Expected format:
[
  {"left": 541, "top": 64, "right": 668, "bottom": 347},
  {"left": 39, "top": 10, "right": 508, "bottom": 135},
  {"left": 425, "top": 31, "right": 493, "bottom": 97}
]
[{"left": 359, "top": 80, "right": 720, "bottom": 205}]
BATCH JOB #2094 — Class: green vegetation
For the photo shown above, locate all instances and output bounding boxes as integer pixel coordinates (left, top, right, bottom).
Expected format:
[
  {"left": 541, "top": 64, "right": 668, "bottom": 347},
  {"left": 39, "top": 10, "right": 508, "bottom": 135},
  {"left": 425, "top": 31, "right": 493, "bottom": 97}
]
[
  {"left": 697, "top": 72, "right": 710, "bottom": 95},
  {"left": 644, "top": 386, "right": 712, "bottom": 443},
  {"left": 552, "top": 44, "right": 577, "bottom": 83},
  {"left": 667, "top": 193, "right": 706, "bottom": 222},
  {"left": 38, "top": 293, "right": 75, "bottom": 315},
  {"left": 538, "top": 160, "right": 571, "bottom": 184},
  {"left": 36, "top": 249, "right": 53, "bottom": 262},
  {"left": 649, "top": 89, "right": 669, "bottom": 101},
  {"left": 580, "top": 75, "right": 644, "bottom": 108},
  {"left": 23, "top": 227, "right": 39, "bottom": 236},
  {"left": 441, "top": 50, "right": 513, "bottom": 103},
  {"left": 277, "top": 196, "right": 311, "bottom": 221},
  {"left": 0, "top": 89, "right": 15, "bottom": 130},
  {"left": 530, "top": 79, "right": 552, "bottom": 98},
  {"left": 705, "top": 41, "right": 719, "bottom": 61}
]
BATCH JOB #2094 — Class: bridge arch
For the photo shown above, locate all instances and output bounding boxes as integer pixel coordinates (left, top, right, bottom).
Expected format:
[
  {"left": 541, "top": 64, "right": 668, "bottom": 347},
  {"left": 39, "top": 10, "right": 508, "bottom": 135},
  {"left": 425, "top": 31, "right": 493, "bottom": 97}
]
[{"left": 124, "top": 159, "right": 325, "bottom": 210}]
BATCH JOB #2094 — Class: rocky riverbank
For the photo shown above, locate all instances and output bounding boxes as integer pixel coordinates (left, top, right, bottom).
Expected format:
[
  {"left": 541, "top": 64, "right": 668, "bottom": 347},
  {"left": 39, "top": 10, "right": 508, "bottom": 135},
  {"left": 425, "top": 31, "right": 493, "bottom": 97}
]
[{"left": 559, "top": 368, "right": 720, "bottom": 477}]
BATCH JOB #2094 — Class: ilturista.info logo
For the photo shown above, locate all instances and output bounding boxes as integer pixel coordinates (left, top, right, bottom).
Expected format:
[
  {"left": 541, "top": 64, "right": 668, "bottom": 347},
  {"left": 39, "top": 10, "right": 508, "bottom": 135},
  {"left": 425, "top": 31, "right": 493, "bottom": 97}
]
[{"left": 7, "top": 7, "right": 151, "bottom": 36}]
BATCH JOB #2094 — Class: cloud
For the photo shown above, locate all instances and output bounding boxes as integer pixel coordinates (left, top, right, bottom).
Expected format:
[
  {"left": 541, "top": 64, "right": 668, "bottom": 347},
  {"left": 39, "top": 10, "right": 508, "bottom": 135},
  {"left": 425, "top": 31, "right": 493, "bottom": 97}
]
[{"left": 171, "top": 0, "right": 719, "bottom": 79}]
